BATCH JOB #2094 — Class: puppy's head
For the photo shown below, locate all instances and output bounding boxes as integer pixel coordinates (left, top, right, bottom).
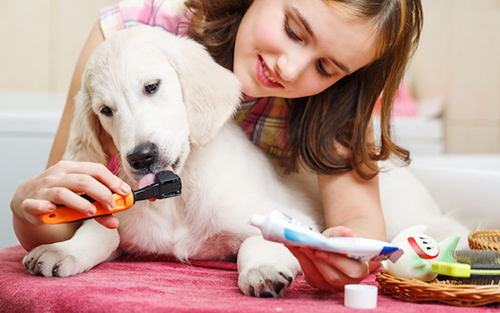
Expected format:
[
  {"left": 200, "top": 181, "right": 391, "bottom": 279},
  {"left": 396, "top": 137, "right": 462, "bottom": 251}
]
[{"left": 64, "top": 25, "right": 242, "bottom": 187}]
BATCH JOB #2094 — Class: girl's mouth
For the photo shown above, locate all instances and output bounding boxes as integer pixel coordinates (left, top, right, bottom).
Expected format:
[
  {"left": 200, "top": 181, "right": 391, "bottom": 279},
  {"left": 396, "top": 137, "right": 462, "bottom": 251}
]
[{"left": 256, "top": 56, "right": 283, "bottom": 88}]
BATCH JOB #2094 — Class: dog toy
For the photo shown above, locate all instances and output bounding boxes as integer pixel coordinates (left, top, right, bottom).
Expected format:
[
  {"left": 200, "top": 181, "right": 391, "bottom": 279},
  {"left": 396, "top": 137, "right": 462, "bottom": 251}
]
[
  {"left": 40, "top": 171, "right": 181, "bottom": 224},
  {"left": 380, "top": 225, "right": 459, "bottom": 281}
]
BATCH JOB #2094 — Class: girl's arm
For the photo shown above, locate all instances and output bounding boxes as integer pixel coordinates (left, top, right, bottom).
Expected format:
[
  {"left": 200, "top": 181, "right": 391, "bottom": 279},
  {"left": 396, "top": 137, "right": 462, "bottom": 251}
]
[
  {"left": 48, "top": 21, "right": 105, "bottom": 167},
  {"left": 288, "top": 120, "right": 386, "bottom": 291},
  {"left": 319, "top": 169, "right": 385, "bottom": 241},
  {"left": 11, "top": 22, "right": 130, "bottom": 252},
  {"left": 288, "top": 169, "right": 385, "bottom": 291}
]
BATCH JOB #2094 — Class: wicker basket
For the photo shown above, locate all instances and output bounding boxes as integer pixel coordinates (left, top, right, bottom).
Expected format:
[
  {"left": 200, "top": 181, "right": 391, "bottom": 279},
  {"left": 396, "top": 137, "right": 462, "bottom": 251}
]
[
  {"left": 376, "top": 230, "right": 500, "bottom": 306},
  {"left": 376, "top": 272, "right": 500, "bottom": 306},
  {"left": 469, "top": 229, "right": 500, "bottom": 250}
]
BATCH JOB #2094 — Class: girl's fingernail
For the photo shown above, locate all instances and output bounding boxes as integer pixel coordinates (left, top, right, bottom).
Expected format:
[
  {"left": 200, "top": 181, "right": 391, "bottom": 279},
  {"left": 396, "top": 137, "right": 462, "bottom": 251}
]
[
  {"left": 120, "top": 183, "right": 131, "bottom": 195},
  {"left": 109, "top": 200, "right": 116, "bottom": 211},
  {"left": 88, "top": 207, "right": 97, "bottom": 216}
]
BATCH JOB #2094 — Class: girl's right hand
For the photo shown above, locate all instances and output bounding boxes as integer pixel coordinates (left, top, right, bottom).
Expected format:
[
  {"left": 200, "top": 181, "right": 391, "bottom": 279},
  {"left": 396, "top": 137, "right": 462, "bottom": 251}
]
[
  {"left": 11, "top": 160, "right": 131, "bottom": 229},
  {"left": 287, "top": 226, "right": 371, "bottom": 292}
]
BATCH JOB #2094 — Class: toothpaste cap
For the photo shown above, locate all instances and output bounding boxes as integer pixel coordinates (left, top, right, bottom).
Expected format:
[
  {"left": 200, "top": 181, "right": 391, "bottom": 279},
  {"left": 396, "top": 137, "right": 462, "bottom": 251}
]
[
  {"left": 249, "top": 214, "right": 265, "bottom": 228},
  {"left": 344, "top": 284, "right": 378, "bottom": 309}
]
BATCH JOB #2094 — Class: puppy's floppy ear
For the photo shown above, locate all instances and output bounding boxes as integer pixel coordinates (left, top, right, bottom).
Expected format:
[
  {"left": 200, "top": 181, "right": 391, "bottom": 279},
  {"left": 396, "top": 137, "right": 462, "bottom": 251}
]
[
  {"left": 165, "top": 33, "right": 242, "bottom": 147},
  {"left": 63, "top": 84, "right": 111, "bottom": 166}
]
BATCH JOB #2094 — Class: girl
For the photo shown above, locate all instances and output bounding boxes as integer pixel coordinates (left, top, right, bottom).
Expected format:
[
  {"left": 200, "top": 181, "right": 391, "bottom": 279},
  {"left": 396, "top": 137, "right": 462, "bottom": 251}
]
[{"left": 11, "top": 0, "right": 422, "bottom": 292}]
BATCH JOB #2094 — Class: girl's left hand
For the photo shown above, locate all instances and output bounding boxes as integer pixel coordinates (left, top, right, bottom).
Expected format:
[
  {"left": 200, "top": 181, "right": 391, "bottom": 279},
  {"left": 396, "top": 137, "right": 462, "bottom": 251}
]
[{"left": 286, "top": 226, "right": 371, "bottom": 292}]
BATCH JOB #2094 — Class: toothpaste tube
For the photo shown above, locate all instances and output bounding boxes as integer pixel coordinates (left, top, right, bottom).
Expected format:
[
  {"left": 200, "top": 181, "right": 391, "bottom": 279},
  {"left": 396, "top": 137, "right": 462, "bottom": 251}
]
[{"left": 250, "top": 210, "right": 403, "bottom": 262}]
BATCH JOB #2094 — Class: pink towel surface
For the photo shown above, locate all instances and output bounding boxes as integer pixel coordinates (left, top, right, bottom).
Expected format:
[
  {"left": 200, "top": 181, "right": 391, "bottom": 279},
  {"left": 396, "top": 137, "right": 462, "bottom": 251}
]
[{"left": 0, "top": 245, "right": 496, "bottom": 312}]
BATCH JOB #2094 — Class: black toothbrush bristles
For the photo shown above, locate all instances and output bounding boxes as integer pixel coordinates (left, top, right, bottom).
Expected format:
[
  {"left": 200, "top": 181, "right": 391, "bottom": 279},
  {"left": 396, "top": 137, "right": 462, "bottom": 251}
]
[{"left": 436, "top": 250, "right": 500, "bottom": 285}]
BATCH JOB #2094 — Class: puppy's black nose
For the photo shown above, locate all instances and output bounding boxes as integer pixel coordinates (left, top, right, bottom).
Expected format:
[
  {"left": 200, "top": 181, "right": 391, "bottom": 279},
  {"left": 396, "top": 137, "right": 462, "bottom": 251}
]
[{"left": 127, "top": 142, "right": 157, "bottom": 171}]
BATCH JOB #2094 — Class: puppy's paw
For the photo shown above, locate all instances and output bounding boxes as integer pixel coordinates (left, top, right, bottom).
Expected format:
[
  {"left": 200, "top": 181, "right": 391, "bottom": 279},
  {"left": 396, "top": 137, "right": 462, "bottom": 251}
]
[
  {"left": 23, "top": 244, "right": 89, "bottom": 277},
  {"left": 238, "top": 264, "right": 294, "bottom": 298}
]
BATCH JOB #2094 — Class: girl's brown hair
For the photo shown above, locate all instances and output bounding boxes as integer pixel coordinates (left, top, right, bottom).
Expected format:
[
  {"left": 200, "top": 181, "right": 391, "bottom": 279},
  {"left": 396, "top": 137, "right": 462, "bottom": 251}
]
[{"left": 184, "top": 0, "right": 423, "bottom": 179}]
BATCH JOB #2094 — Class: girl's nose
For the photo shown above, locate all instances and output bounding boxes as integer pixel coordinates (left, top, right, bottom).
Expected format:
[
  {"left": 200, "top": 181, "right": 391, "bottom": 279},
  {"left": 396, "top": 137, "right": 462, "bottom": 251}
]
[{"left": 276, "top": 53, "right": 308, "bottom": 83}]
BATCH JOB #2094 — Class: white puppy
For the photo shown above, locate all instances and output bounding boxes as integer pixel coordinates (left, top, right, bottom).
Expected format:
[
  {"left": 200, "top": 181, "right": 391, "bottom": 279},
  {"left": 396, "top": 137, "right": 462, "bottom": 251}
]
[
  {"left": 23, "top": 25, "right": 469, "bottom": 297},
  {"left": 24, "top": 25, "right": 318, "bottom": 298}
]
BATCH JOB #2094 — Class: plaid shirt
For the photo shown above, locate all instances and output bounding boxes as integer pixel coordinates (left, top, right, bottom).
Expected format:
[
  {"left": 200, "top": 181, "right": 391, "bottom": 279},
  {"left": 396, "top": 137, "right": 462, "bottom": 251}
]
[
  {"left": 99, "top": 0, "right": 290, "bottom": 158},
  {"left": 234, "top": 96, "right": 289, "bottom": 158}
]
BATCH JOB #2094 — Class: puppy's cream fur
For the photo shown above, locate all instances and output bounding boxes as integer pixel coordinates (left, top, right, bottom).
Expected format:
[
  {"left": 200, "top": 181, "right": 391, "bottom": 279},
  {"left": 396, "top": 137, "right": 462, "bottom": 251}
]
[{"left": 24, "top": 26, "right": 469, "bottom": 297}]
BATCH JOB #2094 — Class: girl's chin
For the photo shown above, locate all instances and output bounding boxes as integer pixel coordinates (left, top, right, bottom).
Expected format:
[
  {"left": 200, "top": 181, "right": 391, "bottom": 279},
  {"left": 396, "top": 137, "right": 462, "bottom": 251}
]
[
  {"left": 241, "top": 84, "right": 265, "bottom": 98},
  {"left": 242, "top": 89, "right": 273, "bottom": 98},
  {"left": 241, "top": 80, "right": 281, "bottom": 98},
  {"left": 242, "top": 89, "right": 263, "bottom": 97},
  {"left": 235, "top": 70, "right": 271, "bottom": 97}
]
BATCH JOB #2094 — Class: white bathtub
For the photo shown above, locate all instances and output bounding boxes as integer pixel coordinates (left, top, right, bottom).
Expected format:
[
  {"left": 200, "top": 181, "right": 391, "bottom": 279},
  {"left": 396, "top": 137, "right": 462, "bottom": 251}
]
[
  {"left": 409, "top": 155, "right": 500, "bottom": 232},
  {"left": 0, "top": 93, "right": 64, "bottom": 249}
]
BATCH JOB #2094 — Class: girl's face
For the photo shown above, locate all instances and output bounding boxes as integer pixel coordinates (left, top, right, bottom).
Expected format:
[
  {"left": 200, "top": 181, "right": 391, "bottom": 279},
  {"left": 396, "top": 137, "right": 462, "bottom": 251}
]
[{"left": 234, "top": 0, "right": 378, "bottom": 99}]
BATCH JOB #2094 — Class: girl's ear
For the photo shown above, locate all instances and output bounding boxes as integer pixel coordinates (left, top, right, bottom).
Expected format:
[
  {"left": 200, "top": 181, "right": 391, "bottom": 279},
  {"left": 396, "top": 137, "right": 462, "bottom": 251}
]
[
  {"left": 63, "top": 86, "right": 110, "bottom": 166},
  {"left": 162, "top": 30, "right": 242, "bottom": 147}
]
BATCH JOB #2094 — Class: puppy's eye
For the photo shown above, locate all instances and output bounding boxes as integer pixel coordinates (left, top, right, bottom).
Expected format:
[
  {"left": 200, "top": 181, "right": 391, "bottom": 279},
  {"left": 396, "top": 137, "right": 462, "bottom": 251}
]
[
  {"left": 100, "top": 106, "right": 113, "bottom": 117},
  {"left": 145, "top": 80, "right": 160, "bottom": 94}
]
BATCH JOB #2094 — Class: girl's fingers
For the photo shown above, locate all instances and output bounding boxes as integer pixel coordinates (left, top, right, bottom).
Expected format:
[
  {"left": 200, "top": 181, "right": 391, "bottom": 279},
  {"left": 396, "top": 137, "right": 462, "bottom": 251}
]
[
  {"left": 287, "top": 226, "right": 372, "bottom": 292},
  {"left": 39, "top": 162, "right": 131, "bottom": 214},
  {"left": 294, "top": 247, "right": 341, "bottom": 291},
  {"left": 22, "top": 192, "right": 121, "bottom": 228},
  {"left": 56, "top": 161, "right": 131, "bottom": 196},
  {"left": 322, "top": 226, "right": 354, "bottom": 238},
  {"left": 288, "top": 246, "right": 317, "bottom": 272},
  {"left": 288, "top": 244, "right": 370, "bottom": 291},
  {"left": 94, "top": 215, "right": 120, "bottom": 229},
  {"left": 313, "top": 251, "right": 369, "bottom": 287},
  {"left": 14, "top": 161, "right": 131, "bottom": 227},
  {"left": 21, "top": 186, "right": 99, "bottom": 223},
  {"left": 20, "top": 199, "right": 57, "bottom": 224},
  {"left": 287, "top": 246, "right": 328, "bottom": 290},
  {"left": 319, "top": 226, "right": 370, "bottom": 280},
  {"left": 47, "top": 174, "right": 117, "bottom": 212},
  {"left": 314, "top": 249, "right": 370, "bottom": 280},
  {"left": 306, "top": 259, "right": 345, "bottom": 290}
]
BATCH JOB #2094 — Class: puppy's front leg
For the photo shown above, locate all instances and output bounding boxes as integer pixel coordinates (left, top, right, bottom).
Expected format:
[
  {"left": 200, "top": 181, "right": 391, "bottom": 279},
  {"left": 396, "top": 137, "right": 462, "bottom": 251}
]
[
  {"left": 23, "top": 220, "right": 120, "bottom": 277},
  {"left": 237, "top": 236, "right": 301, "bottom": 298}
]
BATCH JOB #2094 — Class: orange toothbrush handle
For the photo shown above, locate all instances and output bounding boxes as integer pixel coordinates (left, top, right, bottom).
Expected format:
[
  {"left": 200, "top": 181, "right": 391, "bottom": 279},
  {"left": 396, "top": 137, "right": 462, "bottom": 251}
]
[{"left": 40, "top": 192, "right": 135, "bottom": 224}]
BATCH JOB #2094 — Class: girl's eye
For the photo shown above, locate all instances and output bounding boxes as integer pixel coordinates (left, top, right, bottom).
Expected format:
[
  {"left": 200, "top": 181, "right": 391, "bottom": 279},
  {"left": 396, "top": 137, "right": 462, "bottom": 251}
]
[
  {"left": 284, "top": 16, "right": 333, "bottom": 78},
  {"left": 284, "top": 17, "right": 301, "bottom": 41},
  {"left": 317, "top": 60, "right": 332, "bottom": 78},
  {"left": 100, "top": 106, "right": 113, "bottom": 117},
  {"left": 145, "top": 80, "right": 160, "bottom": 94}
]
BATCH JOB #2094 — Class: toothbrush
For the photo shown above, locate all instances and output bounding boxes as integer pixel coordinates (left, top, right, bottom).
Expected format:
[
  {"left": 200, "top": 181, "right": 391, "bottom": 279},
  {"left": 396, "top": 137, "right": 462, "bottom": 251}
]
[
  {"left": 40, "top": 171, "right": 181, "bottom": 224},
  {"left": 432, "top": 250, "right": 500, "bottom": 284},
  {"left": 432, "top": 261, "right": 500, "bottom": 278}
]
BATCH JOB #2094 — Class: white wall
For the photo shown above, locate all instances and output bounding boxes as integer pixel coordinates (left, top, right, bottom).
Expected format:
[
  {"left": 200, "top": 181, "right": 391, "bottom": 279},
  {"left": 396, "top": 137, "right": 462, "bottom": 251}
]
[
  {"left": 410, "top": 0, "right": 500, "bottom": 153},
  {"left": 1, "top": 0, "right": 500, "bottom": 153}
]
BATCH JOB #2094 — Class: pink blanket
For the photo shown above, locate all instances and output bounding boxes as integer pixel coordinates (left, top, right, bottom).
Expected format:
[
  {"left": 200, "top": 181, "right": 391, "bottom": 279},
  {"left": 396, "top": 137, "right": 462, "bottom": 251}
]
[{"left": 0, "top": 245, "right": 495, "bottom": 312}]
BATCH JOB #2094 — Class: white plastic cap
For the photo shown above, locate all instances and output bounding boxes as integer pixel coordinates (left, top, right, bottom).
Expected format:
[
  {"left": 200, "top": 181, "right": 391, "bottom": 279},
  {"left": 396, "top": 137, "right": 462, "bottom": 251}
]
[
  {"left": 344, "top": 284, "right": 378, "bottom": 309},
  {"left": 249, "top": 214, "right": 264, "bottom": 228}
]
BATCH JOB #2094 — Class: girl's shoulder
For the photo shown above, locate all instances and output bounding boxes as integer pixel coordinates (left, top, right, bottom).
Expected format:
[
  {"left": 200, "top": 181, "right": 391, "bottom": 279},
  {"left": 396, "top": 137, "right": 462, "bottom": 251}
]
[{"left": 99, "top": 0, "right": 190, "bottom": 39}]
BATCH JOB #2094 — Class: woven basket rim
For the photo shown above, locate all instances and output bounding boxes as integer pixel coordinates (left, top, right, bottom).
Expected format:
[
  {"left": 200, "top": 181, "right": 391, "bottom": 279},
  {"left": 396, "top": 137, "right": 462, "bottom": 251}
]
[
  {"left": 376, "top": 271, "right": 500, "bottom": 306},
  {"left": 469, "top": 229, "right": 500, "bottom": 251}
]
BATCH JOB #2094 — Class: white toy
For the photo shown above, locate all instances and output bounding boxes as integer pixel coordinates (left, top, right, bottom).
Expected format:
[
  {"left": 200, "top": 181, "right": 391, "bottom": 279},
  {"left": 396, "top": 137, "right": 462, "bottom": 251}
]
[{"left": 381, "top": 225, "right": 459, "bottom": 281}]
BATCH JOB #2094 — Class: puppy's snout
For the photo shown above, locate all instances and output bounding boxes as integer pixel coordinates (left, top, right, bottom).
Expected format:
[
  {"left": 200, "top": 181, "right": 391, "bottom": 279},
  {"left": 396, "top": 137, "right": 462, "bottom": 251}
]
[{"left": 127, "top": 142, "right": 158, "bottom": 171}]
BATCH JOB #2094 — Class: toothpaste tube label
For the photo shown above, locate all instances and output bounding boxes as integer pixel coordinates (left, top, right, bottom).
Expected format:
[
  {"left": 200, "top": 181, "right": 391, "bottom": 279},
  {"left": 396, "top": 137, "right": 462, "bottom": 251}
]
[{"left": 251, "top": 210, "right": 404, "bottom": 262}]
